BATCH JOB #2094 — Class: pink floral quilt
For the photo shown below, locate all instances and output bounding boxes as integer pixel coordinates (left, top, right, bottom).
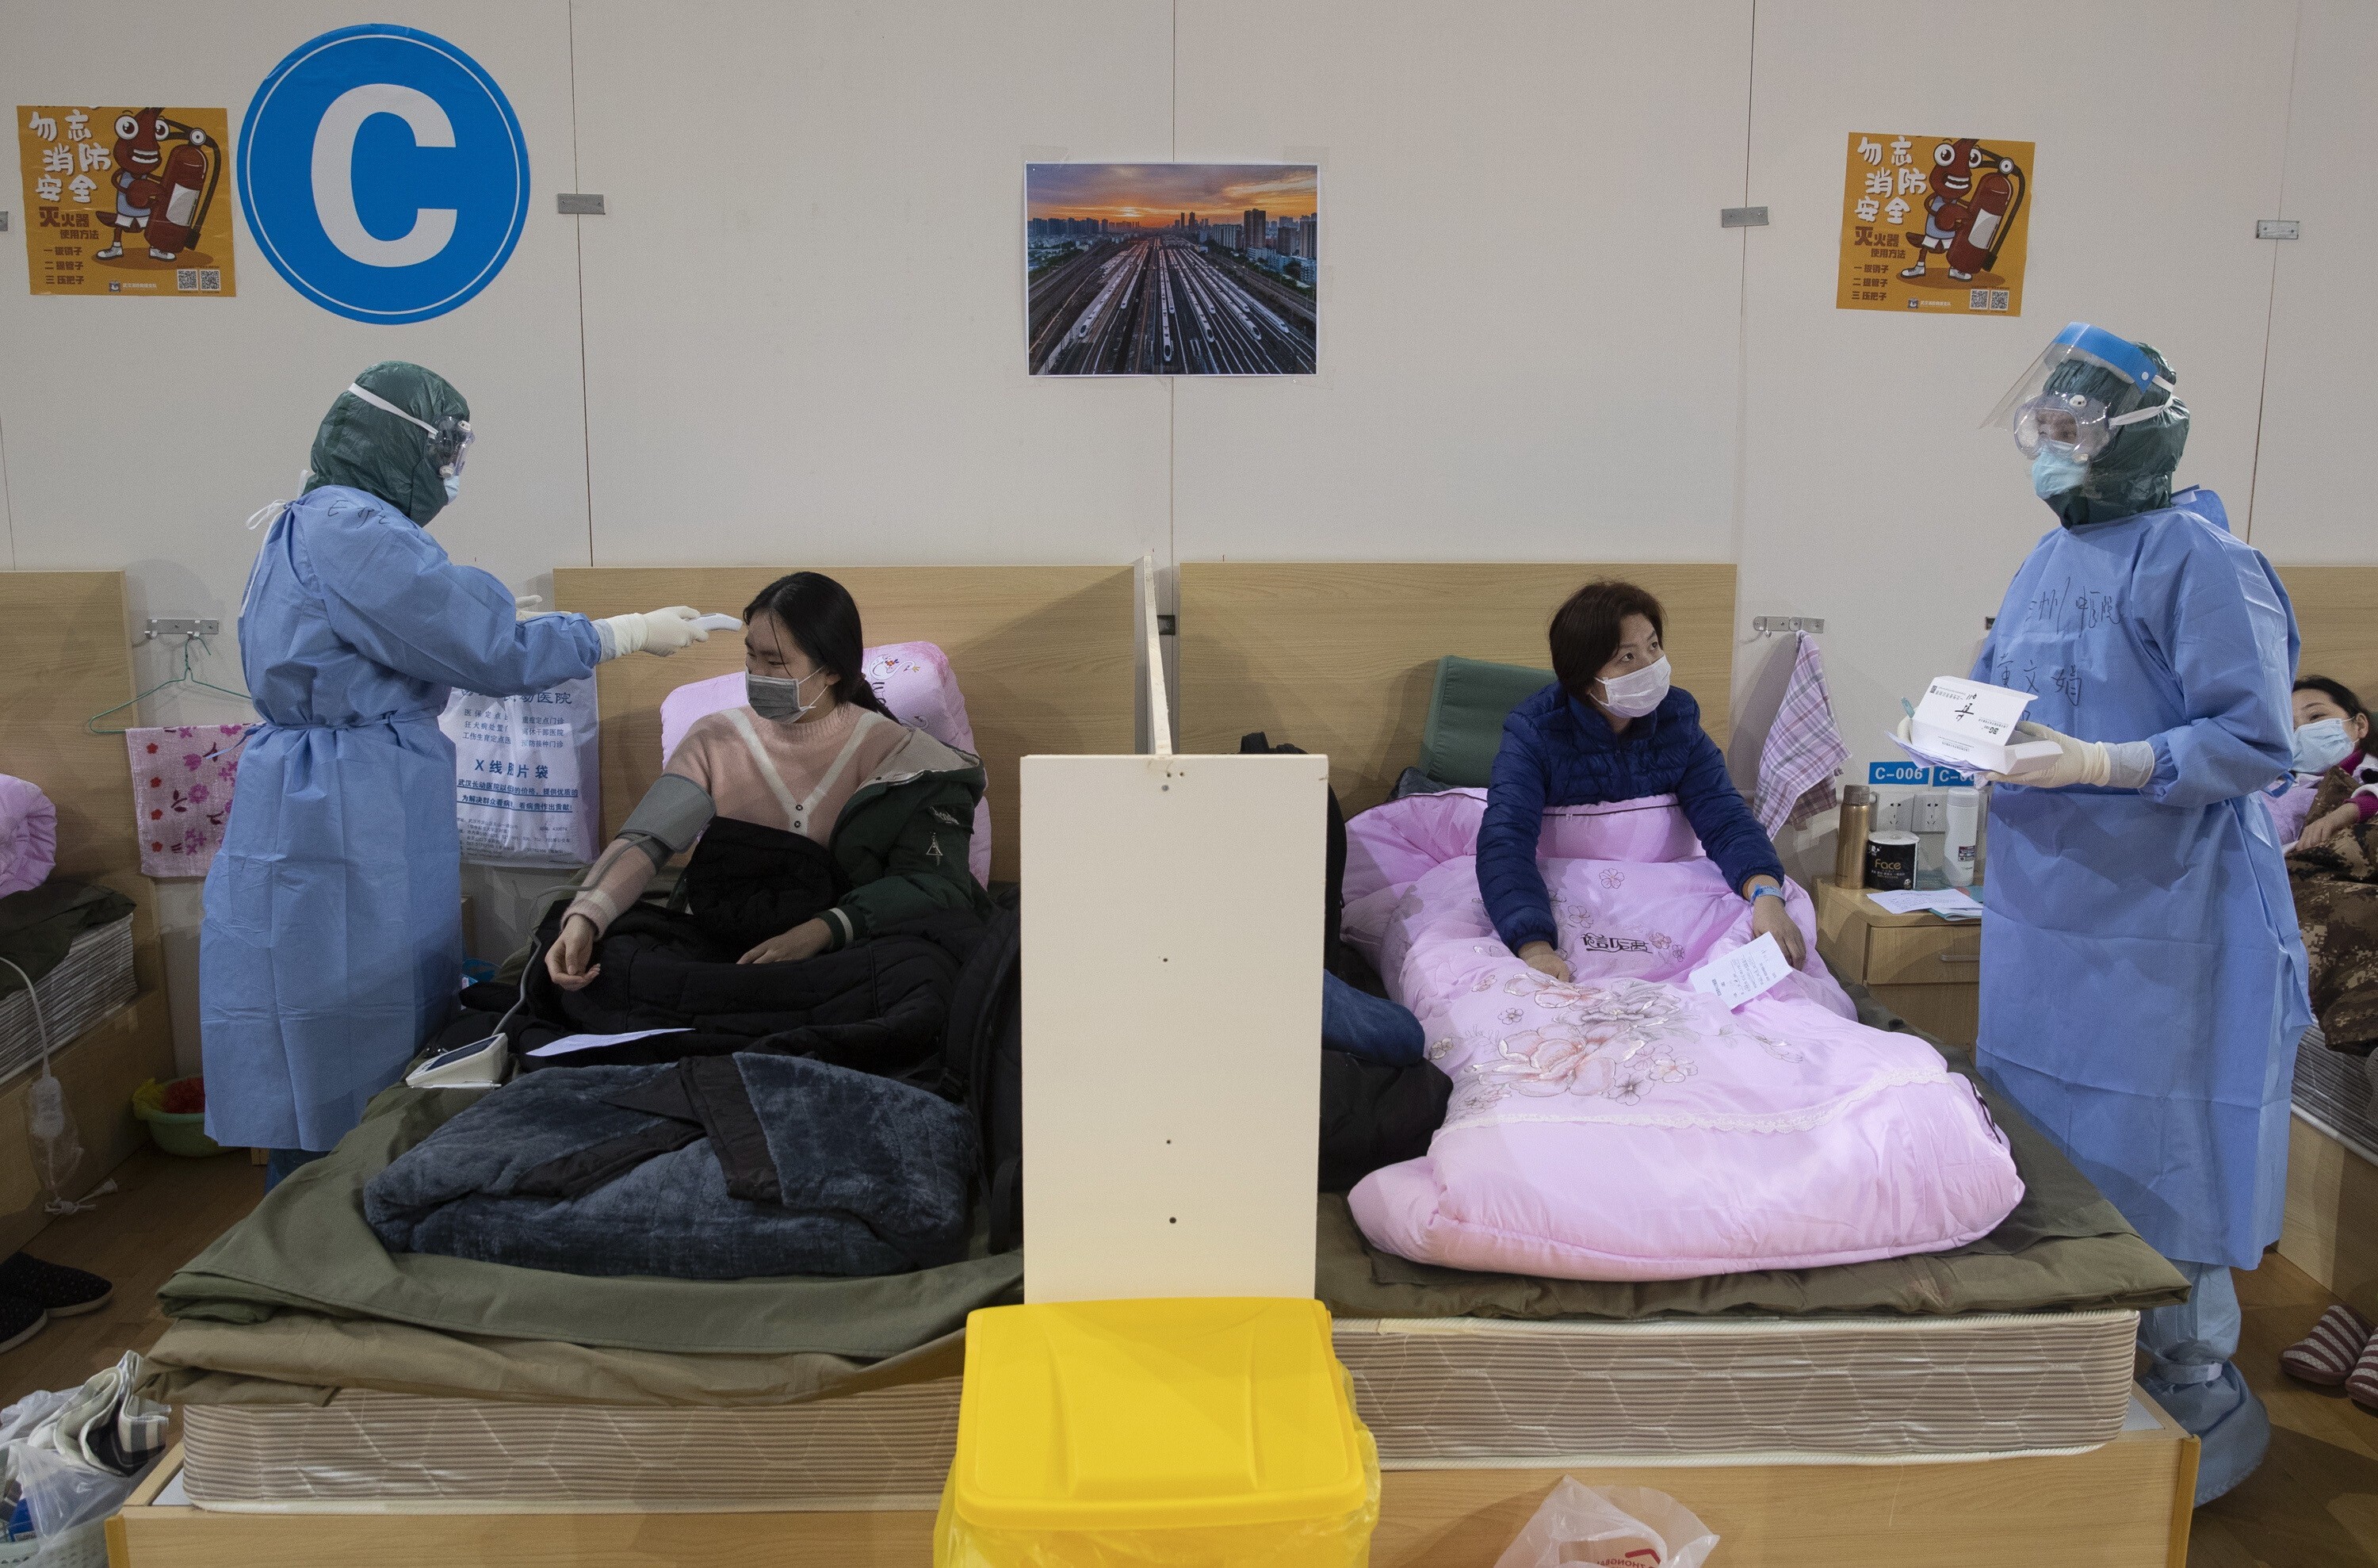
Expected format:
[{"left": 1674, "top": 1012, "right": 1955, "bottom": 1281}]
[{"left": 1340, "top": 789, "right": 2022, "bottom": 1281}]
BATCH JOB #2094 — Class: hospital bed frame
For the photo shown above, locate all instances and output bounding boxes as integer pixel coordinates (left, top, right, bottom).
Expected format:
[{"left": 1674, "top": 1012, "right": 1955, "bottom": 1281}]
[{"left": 112, "top": 1413, "right": 2196, "bottom": 1568}]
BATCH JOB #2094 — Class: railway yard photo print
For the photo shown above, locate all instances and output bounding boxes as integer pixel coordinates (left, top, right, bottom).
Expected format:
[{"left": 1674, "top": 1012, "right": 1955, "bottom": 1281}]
[{"left": 1027, "top": 163, "right": 1317, "bottom": 375}]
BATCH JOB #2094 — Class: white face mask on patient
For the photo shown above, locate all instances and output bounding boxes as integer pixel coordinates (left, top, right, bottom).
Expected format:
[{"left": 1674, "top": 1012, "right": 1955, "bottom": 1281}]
[{"left": 1596, "top": 655, "right": 1672, "bottom": 719}]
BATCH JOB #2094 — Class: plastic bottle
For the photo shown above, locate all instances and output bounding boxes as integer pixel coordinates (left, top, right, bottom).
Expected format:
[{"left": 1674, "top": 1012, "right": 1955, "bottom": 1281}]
[{"left": 1944, "top": 788, "right": 1981, "bottom": 887}]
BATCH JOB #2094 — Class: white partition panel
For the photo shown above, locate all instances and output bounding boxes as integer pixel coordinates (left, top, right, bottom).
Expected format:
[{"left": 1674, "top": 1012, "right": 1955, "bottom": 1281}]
[{"left": 1021, "top": 751, "right": 1326, "bottom": 1302}]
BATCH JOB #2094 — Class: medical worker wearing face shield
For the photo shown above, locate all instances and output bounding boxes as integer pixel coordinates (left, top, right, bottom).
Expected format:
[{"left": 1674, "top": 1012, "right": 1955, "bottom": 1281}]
[
  {"left": 202, "top": 362, "right": 713, "bottom": 1186},
  {"left": 1968, "top": 324, "right": 2308, "bottom": 1504}
]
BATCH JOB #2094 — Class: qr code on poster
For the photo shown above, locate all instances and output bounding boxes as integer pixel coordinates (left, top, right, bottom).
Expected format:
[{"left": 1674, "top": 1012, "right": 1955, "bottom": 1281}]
[
  {"left": 175, "top": 269, "right": 197, "bottom": 291},
  {"left": 1968, "top": 289, "right": 2012, "bottom": 312},
  {"left": 200, "top": 269, "right": 221, "bottom": 292}
]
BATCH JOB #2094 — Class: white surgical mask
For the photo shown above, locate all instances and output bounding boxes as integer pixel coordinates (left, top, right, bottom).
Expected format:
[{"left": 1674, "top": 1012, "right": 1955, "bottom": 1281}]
[
  {"left": 747, "top": 671, "right": 824, "bottom": 723},
  {"left": 2293, "top": 716, "right": 2356, "bottom": 777},
  {"left": 1596, "top": 655, "right": 1671, "bottom": 719}
]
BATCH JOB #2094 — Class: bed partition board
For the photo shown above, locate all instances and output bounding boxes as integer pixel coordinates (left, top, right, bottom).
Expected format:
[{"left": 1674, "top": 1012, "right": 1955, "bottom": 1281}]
[
  {"left": 553, "top": 566, "right": 1136, "bottom": 885},
  {"left": 1175, "top": 563, "right": 1736, "bottom": 814},
  {"left": 2275, "top": 563, "right": 2378, "bottom": 1300},
  {"left": 0, "top": 572, "right": 174, "bottom": 1256},
  {"left": 113, "top": 1410, "right": 2193, "bottom": 1568},
  {"left": 1020, "top": 748, "right": 1327, "bottom": 1302}
]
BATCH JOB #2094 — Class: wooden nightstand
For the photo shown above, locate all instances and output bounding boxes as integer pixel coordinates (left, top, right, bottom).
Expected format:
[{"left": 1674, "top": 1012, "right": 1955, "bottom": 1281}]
[{"left": 1813, "top": 876, "right": 1981, "bottom": 1050}]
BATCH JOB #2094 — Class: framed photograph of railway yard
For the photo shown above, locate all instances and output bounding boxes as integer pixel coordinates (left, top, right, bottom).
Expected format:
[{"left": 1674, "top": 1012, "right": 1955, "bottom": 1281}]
[{"left": 1026, "top": 163, "right": 1317, "bottom": 375}]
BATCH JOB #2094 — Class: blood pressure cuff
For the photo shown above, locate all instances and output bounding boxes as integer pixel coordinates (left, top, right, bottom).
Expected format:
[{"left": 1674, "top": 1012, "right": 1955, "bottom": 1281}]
[{"left": 618, "top": 771, "right": 717, "bottom": 871}]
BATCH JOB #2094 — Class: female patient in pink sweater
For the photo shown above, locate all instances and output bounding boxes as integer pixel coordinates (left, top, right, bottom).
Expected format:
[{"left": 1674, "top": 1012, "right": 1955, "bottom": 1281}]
[{"left": 545, "top": 572, "right": 989, "bottom": 990}]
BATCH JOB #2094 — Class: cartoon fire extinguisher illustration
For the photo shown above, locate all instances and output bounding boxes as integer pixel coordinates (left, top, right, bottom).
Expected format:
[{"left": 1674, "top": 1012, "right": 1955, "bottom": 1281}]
[
  {"left": 1899, "top": 140, "right": 2025, "bottom": 283},
  {"left": 94, "top": 109, "right": 222, "bottom": 263}
]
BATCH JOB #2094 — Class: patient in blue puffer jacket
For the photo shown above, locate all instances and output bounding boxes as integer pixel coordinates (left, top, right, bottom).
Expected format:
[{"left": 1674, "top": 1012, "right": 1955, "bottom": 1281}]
[{"left": 1478, "top": 579, "right": 1799, "bottom": 983}]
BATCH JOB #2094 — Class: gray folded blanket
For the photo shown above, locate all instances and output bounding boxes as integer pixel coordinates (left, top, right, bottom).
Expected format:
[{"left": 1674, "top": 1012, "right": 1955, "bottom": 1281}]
[{"left": 363, "top": 1054, "right": 977, "bottom": 1280}]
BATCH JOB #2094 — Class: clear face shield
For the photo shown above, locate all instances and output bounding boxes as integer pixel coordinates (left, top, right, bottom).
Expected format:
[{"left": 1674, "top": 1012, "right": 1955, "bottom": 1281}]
[
  {"left": 1982, "top": 322, "right": 2181, "bottom": 459},
  {"left": 345, "top": 381, "right": 475, "bottom": 478}
]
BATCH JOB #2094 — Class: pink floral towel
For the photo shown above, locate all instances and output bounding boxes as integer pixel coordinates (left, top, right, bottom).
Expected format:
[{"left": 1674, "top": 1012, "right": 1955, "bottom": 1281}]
[{"left": 127, "top": 726, "right": 248, "bottom": 878}]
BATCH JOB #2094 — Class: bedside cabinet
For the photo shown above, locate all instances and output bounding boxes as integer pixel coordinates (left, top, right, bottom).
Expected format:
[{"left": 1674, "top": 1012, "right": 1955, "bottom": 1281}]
[{"left": 1812, "top": 876, "right": 1980, "bottom": 1050}]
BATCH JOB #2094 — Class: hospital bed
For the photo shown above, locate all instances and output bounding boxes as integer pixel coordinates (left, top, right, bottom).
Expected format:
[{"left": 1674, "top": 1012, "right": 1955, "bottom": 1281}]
[
  {"left": 2277, "top": 563, "right": 2378, "bottom": 1310},
  {"left": 1171, "top": 560, "right": 2195, "bottom": 1566}
]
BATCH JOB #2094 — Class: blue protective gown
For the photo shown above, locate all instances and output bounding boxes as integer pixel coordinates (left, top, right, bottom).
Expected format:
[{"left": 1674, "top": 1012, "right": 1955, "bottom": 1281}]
[
  {"left": 201, "top": 487, "right": 602, "bottom": 1151},
  {"left": 1972, "top": 487, "right": 2311, "bottom": 1270}
]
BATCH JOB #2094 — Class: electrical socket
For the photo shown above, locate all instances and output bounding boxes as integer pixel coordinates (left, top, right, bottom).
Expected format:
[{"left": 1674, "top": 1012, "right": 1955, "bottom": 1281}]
[
  {"left": 1914, "top": 791, "right": 1948, "bottom": 834},
  {"left": 1874, "top": 794, "right": 1908, "bottom": 833}
]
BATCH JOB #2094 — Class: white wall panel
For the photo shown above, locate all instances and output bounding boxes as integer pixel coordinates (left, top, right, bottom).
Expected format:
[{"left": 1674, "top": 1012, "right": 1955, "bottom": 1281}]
[
  {"left": 1737, "top": 1, "right": 2296, "bottom": 791},
  {"left": 2242, "top": 0, "right": 2372, "bottom": 564},
  {"left": 1168, "top": 0, "right": 1755, "bottom": 562},
  {"left": 0, "top": 1, "right": 594, "bottom": 708},
  {"left": 568, "top": 0, "right": 1172, "bottom": 568}
]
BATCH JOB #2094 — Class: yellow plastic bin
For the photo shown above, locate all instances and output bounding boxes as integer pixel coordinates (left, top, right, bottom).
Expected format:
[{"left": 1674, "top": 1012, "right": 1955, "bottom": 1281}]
[{"left": 936, "top": 1296, "right": 1379, "bottom": 1568}]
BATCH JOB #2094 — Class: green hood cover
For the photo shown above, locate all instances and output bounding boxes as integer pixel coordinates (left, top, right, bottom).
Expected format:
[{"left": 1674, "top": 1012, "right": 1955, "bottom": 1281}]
[
  {"left": 303, "top": 361, "right": 468, "bottom": 527},
  {"left": 2039, "top": 339, "right": 2188, "bottom": 528}
]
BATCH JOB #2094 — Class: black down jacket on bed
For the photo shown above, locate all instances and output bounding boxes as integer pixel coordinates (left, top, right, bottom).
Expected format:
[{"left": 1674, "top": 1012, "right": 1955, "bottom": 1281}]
[
  {"left": 364, "top": 1053, "right": 978, "bottom": 1279},
  {"left": 510, "top": 901, "right": 981, "bottom": 1077}
]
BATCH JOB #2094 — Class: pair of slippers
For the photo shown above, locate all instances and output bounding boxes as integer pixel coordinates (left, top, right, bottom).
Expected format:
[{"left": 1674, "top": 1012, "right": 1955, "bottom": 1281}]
[{"left": 2281, "top": 1304, "right": 2378, "bottom": 1406}]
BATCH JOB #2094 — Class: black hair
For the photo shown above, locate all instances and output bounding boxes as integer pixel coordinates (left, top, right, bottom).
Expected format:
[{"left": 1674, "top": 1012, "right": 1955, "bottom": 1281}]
[
  {"left": 2296, "top": 676, "right": 2368, "bottom": 724},
  {"left": 1548, "top": 579, "right": 1666, "bottom": 702},
  {"left": 740, "top": 572, "right": 892, "bottom": 717}
]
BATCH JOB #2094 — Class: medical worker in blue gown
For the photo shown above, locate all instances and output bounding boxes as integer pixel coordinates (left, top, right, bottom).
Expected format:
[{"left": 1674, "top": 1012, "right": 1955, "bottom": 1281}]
[
  {"left": 202, "top": 362, "right": 713, "bottom": 1187},
  {"left": 1968, "top": 323, "right": 2309, "bottom": 1505}
]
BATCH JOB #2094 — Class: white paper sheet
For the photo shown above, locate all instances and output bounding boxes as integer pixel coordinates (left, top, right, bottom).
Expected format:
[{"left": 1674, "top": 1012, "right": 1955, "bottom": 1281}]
[
  {"left": 1867, "top": 888, "right": 1983, "bottom": 920},
  {"left": 1688, "top": 932, "right": 1793, "bottom": 1010},
  {"left": 526, "top": 1027, "right": 692, "bottom": 1058},
  {"left": 1918, "top": 675, "right": 2030, "bottom": 750}
]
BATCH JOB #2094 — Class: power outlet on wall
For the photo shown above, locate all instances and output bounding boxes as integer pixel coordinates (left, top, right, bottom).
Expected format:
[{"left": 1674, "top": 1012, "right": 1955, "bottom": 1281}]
[
  {"left": 1874, "top": 794, "right": 1909, "bottom": 833},
  {"left": 1914, "top": 791, "right": 1948, "bottom": 834}
]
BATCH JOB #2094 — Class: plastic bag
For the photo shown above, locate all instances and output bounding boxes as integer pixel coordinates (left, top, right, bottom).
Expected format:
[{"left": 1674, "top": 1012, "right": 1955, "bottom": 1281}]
[
  {"left": 1493, "top": 1480, "right": 1719, "bottom": 1568},
  {"left": 440, "top": 677, "right": 602, "bottom": 866},
  {"left": 11, "top": 1444, "right": 143, "bottom": 1543}
]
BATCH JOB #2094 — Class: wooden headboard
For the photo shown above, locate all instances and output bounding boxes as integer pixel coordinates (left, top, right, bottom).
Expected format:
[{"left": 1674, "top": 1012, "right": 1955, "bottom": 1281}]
[
  {"left": 554, "top": 566, "right": 1137, "bottom": 883},
  {"left": 1176, "top": 563, "right": 1738, "bottom": 812},
  {"left": 2284, "top": 564, "right": 2378, "bottom": 706},
  {"left": 0, "top": 572, "right": 174, "bottom": 1248}
]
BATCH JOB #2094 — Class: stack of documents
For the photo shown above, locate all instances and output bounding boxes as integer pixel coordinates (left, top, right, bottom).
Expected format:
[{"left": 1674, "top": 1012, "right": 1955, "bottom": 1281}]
[{"left": 1868, "top": 887, "right": 1982, "bottom": 922}]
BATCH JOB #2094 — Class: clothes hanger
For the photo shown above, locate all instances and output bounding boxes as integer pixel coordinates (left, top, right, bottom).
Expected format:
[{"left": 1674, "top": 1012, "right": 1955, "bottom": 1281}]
[{"left": 86, "top": 635, "right": 254, "bottom": 736}]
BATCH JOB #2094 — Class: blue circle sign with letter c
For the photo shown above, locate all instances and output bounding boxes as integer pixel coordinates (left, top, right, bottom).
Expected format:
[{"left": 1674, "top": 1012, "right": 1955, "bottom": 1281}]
[{"left": 240, "top": 24, "right": 530, "bottom": 323}]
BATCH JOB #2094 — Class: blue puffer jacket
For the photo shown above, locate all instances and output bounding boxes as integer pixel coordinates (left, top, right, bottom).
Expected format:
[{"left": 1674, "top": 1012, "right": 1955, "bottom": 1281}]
[{"left": 1478, "top": 683, "right": 1785, "bottom": 952}]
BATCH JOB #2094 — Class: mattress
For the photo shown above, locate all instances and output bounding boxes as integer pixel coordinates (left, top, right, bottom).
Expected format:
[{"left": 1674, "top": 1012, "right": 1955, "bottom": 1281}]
[
  {"left": 2290, "top": 1027, "right": 2378, "bottom": 1162},
  {"left": 0, "top": 914, "right": 135, "bottom": 1084},
  {"left": 178, "top": 1307, "right": 2139, "bottom": 1510}
]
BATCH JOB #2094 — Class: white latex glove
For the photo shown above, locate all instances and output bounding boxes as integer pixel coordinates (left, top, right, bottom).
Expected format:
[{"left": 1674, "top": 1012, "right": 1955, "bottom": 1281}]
[
  {"left": 1987, "top": 719, "right": 2110, "bottom": 790},
  {"left": 596, "top": 606, "right": 707, "bottom": 660}
]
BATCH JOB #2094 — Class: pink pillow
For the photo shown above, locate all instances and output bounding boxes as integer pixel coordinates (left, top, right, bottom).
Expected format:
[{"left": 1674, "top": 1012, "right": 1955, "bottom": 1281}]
[
  {"left": 657, "top": 642, "right": 991, "bottom": 883},
  {"left": 0, "top": 774, "right": 58, "bottom": 899}
]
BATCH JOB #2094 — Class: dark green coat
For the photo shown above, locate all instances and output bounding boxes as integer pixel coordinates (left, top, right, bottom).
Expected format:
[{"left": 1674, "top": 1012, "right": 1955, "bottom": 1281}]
[{"left": 818, "top": 725, "right": 992, "bottom": 949}]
